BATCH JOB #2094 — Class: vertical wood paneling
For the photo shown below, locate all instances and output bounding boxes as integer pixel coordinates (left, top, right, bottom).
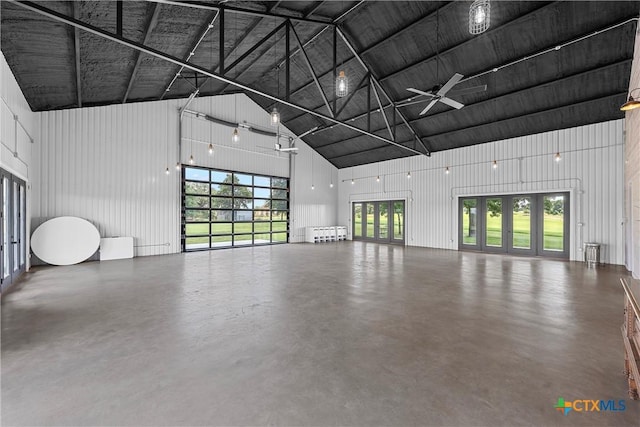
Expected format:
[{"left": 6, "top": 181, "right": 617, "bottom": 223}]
[
  {"left": 339, "top": 120, "right": 625, "bottom": 264},
  {"left": 34, "top": 93, "right": 338, "bottom": 257}
]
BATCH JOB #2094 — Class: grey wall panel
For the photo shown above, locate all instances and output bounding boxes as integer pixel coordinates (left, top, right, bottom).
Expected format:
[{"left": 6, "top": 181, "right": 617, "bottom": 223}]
[{"left": 339, "top": 120, "right": 625, "bottom": 264}]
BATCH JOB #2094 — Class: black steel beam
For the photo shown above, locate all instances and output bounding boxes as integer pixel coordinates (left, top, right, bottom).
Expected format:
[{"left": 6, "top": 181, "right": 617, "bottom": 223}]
[
  {"left": 219, "top": 6, "right": 224, "bottom": 75},
  {"left": 147, "top": 0, "right": 334, "bottom": 25},
  {"left": 325, "top": 92, "right": 626, "bottom": 161},
  {"left": 315, "top": 59, "right": 631, "bottom": 151},
  {"left": 285, "top": 20, "right": 290, "bottom": 101},
  {"left": 224, "top": 21, "right": 286, "bottom": 74},
  {"left": 332, "top": 25, "right": 337, "bottom": 114},
  {"left": 304, "top": 1, "right": 325, "bottom": 18},
  {"left": 290, "top": 23, "right": 334, "bottom": 117},
  {"left": 72, "top": 1, "right": 82, "bottom": 107},
  {"left": 7, "top": 0, "right": 424, "bottom": 156},
  {"left": 123, "top": 3, "right": 161, "bottom": 103},
  {"left": 116, "top": 0, "right": 122, "bottom": 36}
]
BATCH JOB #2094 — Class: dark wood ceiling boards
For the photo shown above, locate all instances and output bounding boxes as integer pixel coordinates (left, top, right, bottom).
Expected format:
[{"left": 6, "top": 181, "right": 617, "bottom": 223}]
[{"left": 1, "top": 1, "right": 638, "bottom": 168}]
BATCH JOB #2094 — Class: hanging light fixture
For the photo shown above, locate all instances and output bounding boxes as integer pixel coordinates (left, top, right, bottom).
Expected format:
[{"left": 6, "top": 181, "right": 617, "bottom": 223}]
[
  {"left": 270, "top": 107, "right": 280, "bottom": 126},
  {"left": 330, "top": 181, "right": 334, "bottom": 188},
  {"left": 336, "top": 70, "right": 349, "bottom": 97},
  {"left": 208, "top": 143, "right": 214, "bottom": 155},
  {"left": 165, "top": 167, "right": 170, "bottom": 175},
  {"left": 376, "top": 175, "right": 380, "bottom": 182},
  {"left": 311, "top": 184, "right": 315, "bottom": 190},
  {"left": 554, "top": 152, "right": 561, "bottom": 162},
  {"left": 351, "top": 178, "right": 355, "bottom": 185},
  {"left": 175, "top": 162, "right": 181, "bottom": 171},
  {"left": 469, "top": 0, "right": 490, "bottom": 35},
  {"left": 445, "top": 166, "right": 450, "bottom": 174},
  {"left": 189, "top": 155, "right": 194, "bottom": 165},
  {"left": 620, "top": 88, "right": 640, "bottom": 111},
  {"left": 492, "top": 160, "right": 498, "bottom": 169},
  {"left": 407, "top": 171, "right": 411, "bottom": 179},
  {"left": 232, "top": 128, "right": 239, "bottom": 143}
]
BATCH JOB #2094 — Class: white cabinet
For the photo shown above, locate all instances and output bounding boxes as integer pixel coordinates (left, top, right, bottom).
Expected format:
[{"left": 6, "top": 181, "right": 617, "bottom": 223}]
[{"left": 305, "top": 226, "right": 348, "bottom": 243}]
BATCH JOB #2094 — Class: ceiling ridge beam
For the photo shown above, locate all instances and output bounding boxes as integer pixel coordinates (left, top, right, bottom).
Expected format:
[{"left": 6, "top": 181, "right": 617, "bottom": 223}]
[
  {"left": 324, "top": 92, "right": 626, "bottom": 161},
  {"left": 147, "top": 0, "right": 334, "bottom": 25},
  {"left": 313, "top": 58, "right": 631, "bottom": 150},
  {"left": 266, "top": 1, "right": 457, "bottom": 111},
  {"left": 285, "top": 1, "right": 560, "bottom": 123},
  {"left": 122, "top": 3, "right": 161, "bottom": 103},
  {"left": 7, "top": 0, "right": 425, "bottom": 156}
]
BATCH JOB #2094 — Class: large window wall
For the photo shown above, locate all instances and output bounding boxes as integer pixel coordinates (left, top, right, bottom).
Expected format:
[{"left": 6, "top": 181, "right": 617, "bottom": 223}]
[{"left": 182, "top": 167, "right": 289, "bottom": 251}]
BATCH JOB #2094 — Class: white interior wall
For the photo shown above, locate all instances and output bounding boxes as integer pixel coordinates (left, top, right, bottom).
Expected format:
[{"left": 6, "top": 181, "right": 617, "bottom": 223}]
[
  {"left": 1, "top": 52, "right": 37, "bottom": 270},
  {"left": 624, "top": 28, "right": 640, "bottom": 278},
  {"left": 339, "top": 120, "right": 625, "bottom": 265},
  {"left": 34, "top": 94, "right": 337, "bottom": 256}
]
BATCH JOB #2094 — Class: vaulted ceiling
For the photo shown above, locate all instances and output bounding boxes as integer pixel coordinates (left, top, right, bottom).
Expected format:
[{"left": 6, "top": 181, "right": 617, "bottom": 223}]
[{"left": 1, "top": 1, "right": 638, "bottom": 168}]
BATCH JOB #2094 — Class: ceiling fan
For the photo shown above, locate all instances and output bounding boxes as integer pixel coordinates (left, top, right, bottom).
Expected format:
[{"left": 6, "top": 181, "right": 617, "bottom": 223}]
[{"left": 405, "top": 73, "right": 486, "bottom": 116}]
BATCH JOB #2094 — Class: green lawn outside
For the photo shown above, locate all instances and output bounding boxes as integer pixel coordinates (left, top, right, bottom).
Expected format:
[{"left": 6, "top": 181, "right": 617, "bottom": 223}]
[{"left": 462, "top": 211, "right": 563, "bottom": 250}]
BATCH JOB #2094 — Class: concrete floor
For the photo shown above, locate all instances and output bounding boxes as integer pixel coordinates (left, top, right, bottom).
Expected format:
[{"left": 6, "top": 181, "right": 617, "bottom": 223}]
[{"left": 2, "top": 242, "right": 638, "bottom": 426}]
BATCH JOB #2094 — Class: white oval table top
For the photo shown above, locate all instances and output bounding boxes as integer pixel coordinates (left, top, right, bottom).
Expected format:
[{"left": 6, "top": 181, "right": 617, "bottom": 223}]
[{"left": 31, "top": 217, "right": 100, "bottom": 266}]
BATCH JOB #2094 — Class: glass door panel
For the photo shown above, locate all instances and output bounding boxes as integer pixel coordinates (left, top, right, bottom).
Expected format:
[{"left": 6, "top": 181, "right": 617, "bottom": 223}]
[
  {"left": 2, "top": 177, "right": 9, "bottom": 284},
  {"left": 365, "top": 203, "right": 375, "bottom": 239},
  {"left": 353, "top": 203, "right": 363, "bottom": 238},
  {"left": 485, "top": 198, "right": 503, "bottom": 248},
  {"left": 378, "top": 202, "right": 389, "bottom": 240},
  {"left": 542, "top": 194, "right": 565, "bottom": 252},
  {"left": 461, "top": 198, "right": 478, "bottom": 246},
  {"left": 512, "top": 197, "right": 532, "bottom": 249},
  {"left": 392, "top": 201, "right": 404, "bottom": 242}
]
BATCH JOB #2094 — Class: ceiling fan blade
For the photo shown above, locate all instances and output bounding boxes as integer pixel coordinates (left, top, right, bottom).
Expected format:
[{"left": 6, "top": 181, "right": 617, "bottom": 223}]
[
  {"left": 439, "top": 96, "right": 464, "bottom": 110},
  {"left": 448, "top": 84, "right": 487, "bottom": 97},
  {"left": 420, "top": 98, "right": 439, "bottom": 116},
  {"left": 437, "top": 73, "right": 464, "bottom": 96},
  {"left": 397, "top": 98, "right": 433, "bottom": 107},
  {"left": 407, "top": 87, "right": 437, "bottom": 98}
]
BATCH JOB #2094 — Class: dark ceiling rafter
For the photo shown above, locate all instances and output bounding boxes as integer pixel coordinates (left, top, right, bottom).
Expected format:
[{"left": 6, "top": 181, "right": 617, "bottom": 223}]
[
  {"left": 325, "top": 91, "right": 626, "bottom": 162},
  {"left": 284, "top": 1, "right": 557, "bottom": 126},
  {"left": 147, "top": 0, "right": 335, "bottom": 26},
  {"left": 240, "top": 1, "right": 366, "bottom": 101},
  {"left": 123, "top": 3, "right": 161, "bottom": 103},
  {"left": 290, "top": 21, "right": 334, "bottom": 118},
  {"left": 313, "top": 57, "right": 632, "bottom": 150},
  {"left": 5, "top": 0, "right": 426, "bottom": 157},
  {"left": 279, "top": 1, "right": 457, "bottom": 110},
  {"left": 303, "top": 1, "right": 325, "bottom": 19},
  {"left": 380, "top": 1, "right": 558, "bottom": 85},
  {"left": 72, "top": 1, "right": 81, "bottom": 108},
  {"left": 159, "top": 9, "right": 219, "bottom": 99},
  {"left": 308, "top": 14, "right": 638, "bottom": 139}
]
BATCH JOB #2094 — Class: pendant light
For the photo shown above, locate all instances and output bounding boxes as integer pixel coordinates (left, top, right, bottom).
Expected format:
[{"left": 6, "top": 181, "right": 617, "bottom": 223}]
[
  {"left": 376, "top": 175, "right": 380, "bottom": 182},
  {"left": 554, "top": 152, "right": 561, "bottom": 162},
  {"left": 208, "top": 143, "right": 214, "bottom": 155},
  {"left": 175, "top": 162, "right": 181, "bottom": 171},
  {"left": 469, "top": 0, "right": 490, "bottom": 35},
  {"left": 407, "top": 171, "right": 411, "bottom": 179},
  {"left": 232, "top": 128, "right": 239, "bottom": 143},
  {"left": 165, "top": 167, "right": 170, "bottom": 175},
  {"left": 270, "top": 107, "right": 280, "bottom": 126},
  {"left": 492, "top": 160, "right": 498, "bottom": 169},
  {"left": 445, "top": 166, "right": 450, "bottom": 174},
  {"left": 336, "top": 70, "right": 349, "bottom": 97},
  {"left": 189, "top": 155, "right": 194, "bottom": 165},
  {"left": 620, "top": 88, "right": 640, "bottom": 111}
]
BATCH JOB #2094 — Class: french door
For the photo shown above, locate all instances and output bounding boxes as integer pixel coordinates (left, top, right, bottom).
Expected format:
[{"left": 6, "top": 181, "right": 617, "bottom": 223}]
[
  {"left": 353, "top": 200, "right": 405, "bottom": 244},
  {"left": 459, "top": 193, "right": 569, "bottom": 258},
  {"left": 0, "top": 169, "right": 27, "bottom": 292}
]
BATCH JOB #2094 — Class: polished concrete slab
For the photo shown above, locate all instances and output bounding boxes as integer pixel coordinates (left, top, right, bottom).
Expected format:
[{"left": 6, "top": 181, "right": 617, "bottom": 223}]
[{"left": 2, "top": 242, "right": 638, "bottom": 426}]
